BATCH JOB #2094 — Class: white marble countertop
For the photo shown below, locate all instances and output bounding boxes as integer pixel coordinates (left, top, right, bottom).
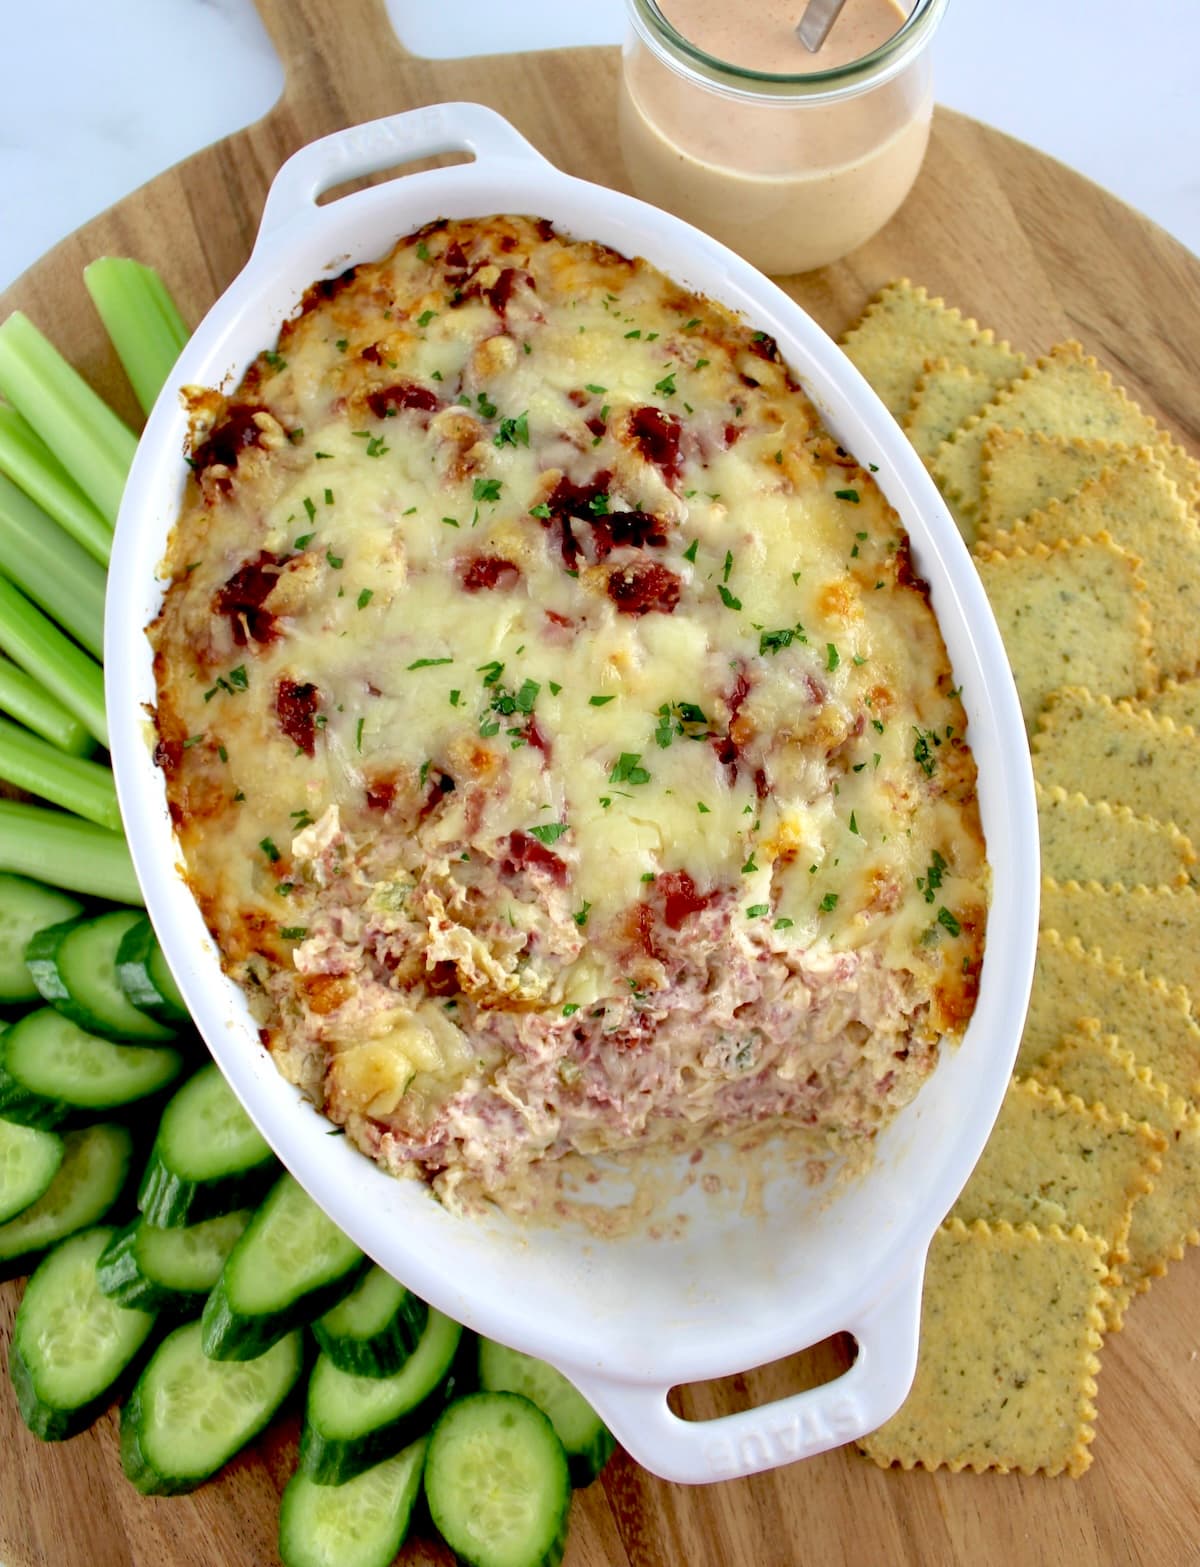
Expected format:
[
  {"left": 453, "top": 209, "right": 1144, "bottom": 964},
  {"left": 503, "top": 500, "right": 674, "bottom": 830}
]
[{"left": 1, "top": 0, "right": 1197, "bottom": 296}]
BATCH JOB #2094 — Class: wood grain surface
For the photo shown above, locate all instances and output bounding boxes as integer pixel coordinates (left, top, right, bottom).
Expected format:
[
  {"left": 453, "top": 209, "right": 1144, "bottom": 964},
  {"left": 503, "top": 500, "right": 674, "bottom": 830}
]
[{"left": 2, "top": 2, "right": 1199, "bottom": 1563}]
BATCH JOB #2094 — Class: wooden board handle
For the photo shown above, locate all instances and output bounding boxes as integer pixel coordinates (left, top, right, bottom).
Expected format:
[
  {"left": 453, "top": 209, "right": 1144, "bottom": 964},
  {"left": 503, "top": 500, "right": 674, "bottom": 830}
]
[{"left": 254, "top": 0, "right": 411, "bottom": 107}]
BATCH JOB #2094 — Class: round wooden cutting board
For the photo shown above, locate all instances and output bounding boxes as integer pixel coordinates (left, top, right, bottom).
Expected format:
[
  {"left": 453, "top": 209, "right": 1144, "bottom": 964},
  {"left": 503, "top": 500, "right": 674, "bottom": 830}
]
[{"left": 2, "top": 2, "right": 1198, "bottom": 1564}]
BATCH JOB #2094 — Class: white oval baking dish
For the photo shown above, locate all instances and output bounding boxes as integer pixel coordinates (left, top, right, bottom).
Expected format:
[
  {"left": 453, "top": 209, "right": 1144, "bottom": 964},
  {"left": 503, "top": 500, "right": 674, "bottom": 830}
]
[{"left": 106, "top": 101, "right": 1039, "bottom": 1485}]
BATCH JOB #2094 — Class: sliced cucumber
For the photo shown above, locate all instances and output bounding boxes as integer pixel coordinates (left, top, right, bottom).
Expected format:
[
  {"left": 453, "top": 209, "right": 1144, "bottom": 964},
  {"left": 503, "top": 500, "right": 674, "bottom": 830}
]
[
  {"left": 10, "top": 1225, "right": 157, "bottom": 1439},
  {"left": 0, "top": 873, "right": 82, "bottom": 1003},
  {"left": 137, "top": 1062, "right": 277, "bottom": 1227},
  {"left": 278, "top": 1437, "right": 427, "bottom": 1567},
  {"left": 299, "top": 1307, "right": 462, "bottom": 1486},
  {"left": 312, "top": 1265, "right": 429, "bottom": 1378},
  {"left": 0, "top": 1122, "right": 133, "bottom": 1279},
  {"left": 424, "top": 1392, "right": 571, "bottom": 1567},
  {"left": 120, "top": 1319, "right": 304, "bottom": 1495},
  {"left": 97, "top": 1209, "right": 252, "bottom": 1313},
  {"left": 26, "top": 910, "right": 177, "bottom": 1041},
  {"left": 115, "top": 915, "right": 190, "bottom": 1027},
  {"left": 201, "top": 1172, "right": 366, "bottom": 1361},
  {"left": 0, "top": 1114, "right": 64, "bottom": 1223},
  {"left": 478, "top": 1339, "right": 615, "bottom": 1487},
  {"left": 0, "top": 1007, "right": 183, "bottom": 1127}
]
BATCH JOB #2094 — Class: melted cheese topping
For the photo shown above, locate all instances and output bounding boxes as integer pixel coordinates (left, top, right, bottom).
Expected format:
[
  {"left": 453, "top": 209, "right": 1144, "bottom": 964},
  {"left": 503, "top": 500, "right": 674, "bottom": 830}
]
[{"left": 150, "top": 216, "right": 987, "bottom": 1200}]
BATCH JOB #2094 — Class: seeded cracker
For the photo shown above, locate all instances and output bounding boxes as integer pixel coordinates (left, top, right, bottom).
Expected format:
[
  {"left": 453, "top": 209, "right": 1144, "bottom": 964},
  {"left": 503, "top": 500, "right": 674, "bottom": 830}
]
[
  {"left": 983, "top": 454, "right": 1200, "bottom": 679},
  {"left": 1040, "top": 878, "right": 1200, "bottom": 998},
  {"left": 1140, "top": 675, "right": 1200, "bottom": 734},
  {"left": 950, "top": 1076, "right": 1162, "bottom": 1281},
  {"left": 1035, "top": 1022, "right": 1200, "bottom": 1325},
  {"left": 902, "top": 360, "right": 997, "bottom": 464},
  {"left": 859, "top": 1219, "right": 1105, "bottom": 1476},
  {"left": 838, "top": 279, "right": 1024, "bottom": 422},
  {"left": 974, "top": 537, "right": 1154, "bottom": 729},
  {"left": 1017, "top": 929, "right": 1200, "bottom": 1101},
  {"left": 979, "top": 430, "right": 1125, "bottom": 537},
  {"left": 1033, "top": 686, "right": 1200, "bottom": 847},
  {"left": 932, "top": 341, "right": 1191, "bottom": 535},
  {"left": 1035, "top": 782, "right": 1196, "bottom": 889}
]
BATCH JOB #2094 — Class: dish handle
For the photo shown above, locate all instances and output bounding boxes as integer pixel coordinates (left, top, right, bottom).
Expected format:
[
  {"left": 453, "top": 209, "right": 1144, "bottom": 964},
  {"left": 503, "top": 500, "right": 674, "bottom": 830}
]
[
  {"left": 566, "top": 1258, "right": 925, "bottom": 1485},
  {"left": 254, "top": 102, "right": 553, "bottom": 251}
]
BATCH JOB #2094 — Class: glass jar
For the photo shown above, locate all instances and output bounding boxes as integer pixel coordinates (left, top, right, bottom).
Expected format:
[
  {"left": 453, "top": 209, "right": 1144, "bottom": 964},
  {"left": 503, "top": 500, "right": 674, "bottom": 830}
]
[{"left": 618, "top": 0, "right": 949, "bottom": 275}]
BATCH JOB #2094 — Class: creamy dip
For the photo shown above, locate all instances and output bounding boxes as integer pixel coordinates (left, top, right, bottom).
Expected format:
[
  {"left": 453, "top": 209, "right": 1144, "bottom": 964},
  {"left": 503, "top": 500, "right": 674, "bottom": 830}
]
[{"left": 619, "top": 0, "right": 933, "bottom": 274}]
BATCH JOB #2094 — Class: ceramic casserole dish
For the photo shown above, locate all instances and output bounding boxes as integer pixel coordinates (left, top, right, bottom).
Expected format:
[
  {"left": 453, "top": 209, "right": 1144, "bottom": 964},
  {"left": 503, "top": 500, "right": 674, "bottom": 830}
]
[{"left": 106, "top": 101, "right": 1039, "bottom": 1485}]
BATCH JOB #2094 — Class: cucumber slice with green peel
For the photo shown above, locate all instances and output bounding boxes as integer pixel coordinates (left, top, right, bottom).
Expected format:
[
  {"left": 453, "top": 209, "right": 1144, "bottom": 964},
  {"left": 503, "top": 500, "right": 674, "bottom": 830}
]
[
  {"left": 201, "top": 1172, "right": 366, "bottom": 1361},
  {"left": 312, "top": 1265, "right": 429, "bottom": 1378},
  {"left": 137, "top": 1062, "right": 277, "bottom": 1227},
  {"left": 477, "top": 1339, "right": 615, "bottom": 1487},
  {"left": 0, "top": 873, "right": 82, "bottom": 1004},
  {"left": 424, "top": 1392, "right": 571, "bottom": 1567},
  {"left": 0, "top": 1007, "right": 183, "bottom": 1127},
  {"left": 120, "top": 1319, "right": 304, "bottom": 1495},
  {"left": 26, "top": 910, "right": 177, "bottom": 1042},
  {"left": 0, "top": 1115, "right": 63, "bottom": 1223},
  {"left": 115, "top": 915, "right": 189, "bottom": 1027},
  {"left": 10, "top": 1226, "right": 157, "bottom": 1440},
  {"left": 0, "top": 1122, "right": 133, "bottom": 1279},
  {"left": 97, "top": 1209, "right": 252, "bottom": 1313},
  {"left": 299, "top": 1307, "right": 462, "bottom": 1486},
  {"left": 278, "top": 1437, "right": 427, "bottom": 1567}
]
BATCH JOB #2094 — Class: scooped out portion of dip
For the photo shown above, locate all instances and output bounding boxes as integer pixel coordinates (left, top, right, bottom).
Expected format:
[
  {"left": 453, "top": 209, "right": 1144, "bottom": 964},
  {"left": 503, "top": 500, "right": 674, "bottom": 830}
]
[{"left": 149, "top": 215, "right": 987, "bottom": 1211}]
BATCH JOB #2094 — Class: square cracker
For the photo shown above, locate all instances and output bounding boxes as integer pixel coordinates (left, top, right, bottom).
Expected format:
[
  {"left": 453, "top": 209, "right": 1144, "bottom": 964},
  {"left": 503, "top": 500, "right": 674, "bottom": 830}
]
[
  {"left": 1040, "top": 878, "right": 1200, "bottom": 997},
  {"left": 1017, "top": 928, "right": 1200, "bottom": 1101},
  {"left": 982, "top": 454, "right": 1200, "bottom": 679},
  {"left": 974, "top": 536, "right": 1153, "bottom": 729},
  {"left": 932, "top": 341, "right": 1190, "bottom": 530},
  {"left": 839, "top": 279, "right": 1024, "bottom": 422},
  {"left": 1035, "top": 782, "right": 1196, "bottom": 889},
  {"left": 1140, "top": 675, "right": 1200, "bottom": 734},
  {"left": 1033, "top": 686, "right": 1200, "bottom": 847},
  {"left": 858, "top": 1218, "right": 1105, "bottom": 1476},
  {"left": 902, "top": 360, "right": 998, "bottom": 466},
  {"left": 980, "top": 430, "right": 1125, "bottom": 536},
  {"left": 951, "top": 1076, "right": 1161, "bottom": 1278},
  {"left": 1034, "top": 1022, "right": 1200, "bottom": 1323}
]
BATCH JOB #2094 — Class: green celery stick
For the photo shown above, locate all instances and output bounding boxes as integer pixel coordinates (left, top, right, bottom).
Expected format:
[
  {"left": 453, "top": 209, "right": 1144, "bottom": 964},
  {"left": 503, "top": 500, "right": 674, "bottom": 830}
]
[
  {"left": 0, "top": 800, "right": 139, "bottom": 903},
  {"left": 0, "top": 403, "right": 111, "bottom": 565},
  {"left": 0, "top": 576, "right": 106, "bottom": 748},
  {"left": 0, "top": 657, "right": 93, "bottom": 757},
  {"left": 84, "top": 258, "right": 190, "bottom": 417},
  {"left": 0, "top": 311, "right": 137, "bottom": 526},
  {"left": 0, "top": 473, "right": 107, "bottom": 659},
  {"left": 0, "top": 715, "right": 120, "bottom": 831}
]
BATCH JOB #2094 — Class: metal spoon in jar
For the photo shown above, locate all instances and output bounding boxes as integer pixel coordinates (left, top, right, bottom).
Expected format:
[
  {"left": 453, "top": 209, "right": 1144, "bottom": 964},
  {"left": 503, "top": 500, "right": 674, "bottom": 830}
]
[{"left": 796, "top": 0, "right": 849, "bottom": 52}]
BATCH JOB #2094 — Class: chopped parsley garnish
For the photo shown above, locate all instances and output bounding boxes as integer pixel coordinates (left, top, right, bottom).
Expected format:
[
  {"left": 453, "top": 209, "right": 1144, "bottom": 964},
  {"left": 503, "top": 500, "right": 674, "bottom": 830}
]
[
  {"left": 549, "top": 681, "right": 562, "bottom": 696},
  {"left": 417, "top": 309, "right": 437, "bottom": 327},
  {"left": 408, "top": 657, "right": 453, "bottom": 670},
  {"left": 588, "top": 492, "right": 610, "bottom": 516},
  {"left": 280, "top": 926, "right": 308, "bottom": 940},
  {"left": 913, "top": 726, "right": 941, "bottom": 777},
  {"left": 494, "top": 411, "right": 529, "bottom": 448},
  {"left": 759, "top": 624, "right": 807, "bottom": 655},
  {"left": 773, "top": 917, "right": 794, "bottom": 930},
  {"left": 293, "top": 532, "right": 315, "bottom": 549},
  {"left": 354, "top": 718, "right": 365, "bottom": 753},
  {"left": 937, "top": 906, "right": 962, "bottom": 937},
  {"left": 572, "top": 902, "right": 591, "bottom": 927},
  {"left": 477, "top": 661, "right": 505, "bottom": 687},
  {"left": 259, "top": 837, "right": 281, "bottom": 863},
  {"left": 682, "top": 538, "right": 699, "bottom": 563},
  {"left": 835, "top": 488, "right": 861, "bottom": 503},
  {"left": 182, "top": 733, "right": 204, "bottom": 749},
  {"left": 441, "top": 516, "right": 460, "bottom": 529},
  {"left": 849, "top": 812, "right": 860, "bottom": 835},
  {"left": 529, "top": 822, "right": 568, "bottom": 845},
  {"left": 625, "top": 328, "right": 641, "bottom": 339},
  {"left": 303, "top": 496, "right": 317, "bottom": 523},
  {"left": 722, "top": 550, "right": 734, "bottom": 583},
  {"left": 826, "top": 643, "right": 840, "bottom": 671},
  {"left": 589, "top": 694, "right": 615, "bottom": 706},
  {"left": 610, "top": 752, "right": 651, "bottom": 786},
  {"left": 819, "top": 891, "right": 839, "bottom": 913},
  {"left": 476, "top": 391, "right": 498, "bottom": 420},
  {"left": 357, "top": 588, "right": 373, "bottom": 609},
  {"left": 654, "top": 372, "right": 677, "bottom": 397},
  {"left": 529, "top": 502, "right": 552, "bottom": 519},
  {"left": 717, "top": 585, "right": 742, "bottom": 611},
  {"left": 326, "top": 550, "right": 344, "bottom": 569},
  {"left": 262, "top": 350, "right": 286, "bottom": 370},
  {"left": 584, "top": 383, "right": 607, "bottom": 394},
  {"left": 562, "top": 1004, "right": 580, "bottom": 1017},
  {"left": 473, "top": 478, "right": 502, "bottom": 502},
  {"left": 697, "top": 801, "right": 711, "bottom": 813},
  {"left": 217, "top": 745, "right": 228, "bottom": 763},
  {"left": 416, "top": 240, "right": 431, "bottom": 261},
  {"left": 746, "top": 904, "right": 769, "bottom": 918},
  {"left": 741, "top": 854, "right": 758, "bottom": 875},
  {"left": 449, "top": 689, "right": 461, "bottom": 706},
  {"left": 335, "top": 338, "right": 348, "bottom": 351},
  {"left": 918, "top": 849, "right": 949, "bottom": 904}
]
